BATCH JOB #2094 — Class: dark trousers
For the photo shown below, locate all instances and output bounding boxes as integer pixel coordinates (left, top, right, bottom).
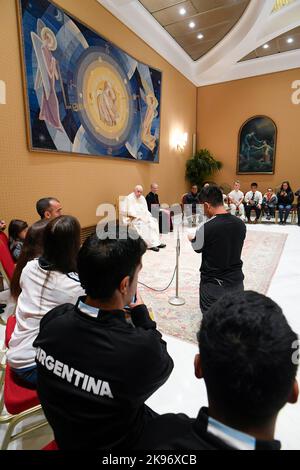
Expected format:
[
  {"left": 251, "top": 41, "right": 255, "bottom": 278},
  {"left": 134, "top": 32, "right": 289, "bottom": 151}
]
[
  {"left": 245, "top": 204, "right": 261, "bottom": 221},
  {"left": 262, "top": 203, "right": 276, "bottom": 217},
  {"left": 158, "top": 210, "right": 173, "bottom": 234},
  {"left": 12, "top": 365, "right": 37, "bottom": 389},
  {"left": 200, "top": 280, "right": 244, "bottom": 315}
]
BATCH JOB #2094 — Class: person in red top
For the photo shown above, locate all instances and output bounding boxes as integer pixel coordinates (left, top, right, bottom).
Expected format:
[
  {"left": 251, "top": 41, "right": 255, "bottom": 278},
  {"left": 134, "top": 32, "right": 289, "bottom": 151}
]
[
  {"left": 0, "top": 225, "right": 15, "bottom": 281},
  {"left": 0, "top": 220, "right": 6, "bottom": 232},
  {"left": 262, "top": 188, "right": 278, "bottom": 220}
]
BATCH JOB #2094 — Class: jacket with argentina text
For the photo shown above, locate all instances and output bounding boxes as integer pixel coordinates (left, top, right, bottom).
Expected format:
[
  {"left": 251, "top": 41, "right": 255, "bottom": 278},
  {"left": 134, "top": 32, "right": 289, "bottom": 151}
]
[{"left": 33, "top": 298, "right": 173, "bottom": 450}]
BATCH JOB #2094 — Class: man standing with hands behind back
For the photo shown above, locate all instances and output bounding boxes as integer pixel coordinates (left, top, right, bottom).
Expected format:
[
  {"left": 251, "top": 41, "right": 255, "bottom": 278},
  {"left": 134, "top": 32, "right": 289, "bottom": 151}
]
[{"left": 188, "top": 185, "right": 246, "bottom": 315}]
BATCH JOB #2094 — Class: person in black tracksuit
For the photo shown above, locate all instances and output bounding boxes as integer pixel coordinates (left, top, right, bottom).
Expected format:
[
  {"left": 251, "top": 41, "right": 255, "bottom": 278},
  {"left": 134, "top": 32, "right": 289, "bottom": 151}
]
[
  {"left": 33, "top": 225, "right": 173, "bottom": 450},
  {"left": 188, "top": 185, "right": 246, "bottom": 314},
  {"left": 135, "top": 291, "right": 299, "bottom": 450}
]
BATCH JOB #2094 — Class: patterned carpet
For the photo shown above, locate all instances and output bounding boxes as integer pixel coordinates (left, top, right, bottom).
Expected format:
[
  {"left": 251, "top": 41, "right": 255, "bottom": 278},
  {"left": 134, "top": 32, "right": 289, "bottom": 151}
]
[{"left": 139, "top": 227, "right": 287, "bottom": 344}]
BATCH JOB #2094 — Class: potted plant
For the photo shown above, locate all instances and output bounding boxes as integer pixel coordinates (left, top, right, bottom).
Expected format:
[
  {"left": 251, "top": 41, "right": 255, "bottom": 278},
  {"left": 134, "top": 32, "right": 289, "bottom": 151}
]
[{"left": 185, "top": 149, "right": 223, "bottom": 187}]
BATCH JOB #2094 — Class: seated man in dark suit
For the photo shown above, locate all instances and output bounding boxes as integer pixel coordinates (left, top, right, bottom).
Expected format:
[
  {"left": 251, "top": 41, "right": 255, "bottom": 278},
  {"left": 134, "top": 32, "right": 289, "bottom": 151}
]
[
  {"left": 146, "top": 183, "right": 172, "bottom": 233},
  {"left": 183, "top": 185, "right": 201, "bottom": 226},
  {"left": 136, "top": 291, "right": 299, "bottom": 450}
]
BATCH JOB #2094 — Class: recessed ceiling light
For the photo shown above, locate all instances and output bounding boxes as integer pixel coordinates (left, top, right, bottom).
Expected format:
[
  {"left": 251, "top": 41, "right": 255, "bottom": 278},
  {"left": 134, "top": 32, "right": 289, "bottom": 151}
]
[
  {"left": 197, "top": 33, "right": 204, "bottom": 39},
  {"left": 189, "top": 21, "right": 195, "bottom": 28},
  {"left": 263, "top": 44, "right": 269, "bottom": 49},
  {"left": 179, "top": 7, "right": 186, "bottom": 15},
  {"left": 287, "top": 37, "right": 294, "bottom": 44}
]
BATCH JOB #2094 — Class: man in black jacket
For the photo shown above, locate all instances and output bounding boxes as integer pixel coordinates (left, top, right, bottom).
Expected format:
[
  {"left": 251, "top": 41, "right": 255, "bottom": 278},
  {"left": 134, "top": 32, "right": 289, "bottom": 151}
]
[
  {"left": 188, "top": 185, "right": 246, "bottom": 314},
  {"left": 33, "top": 225, "right": 174, "bottom": 450},
  {"left": 146, "top": 183, "right": 172, "bottom": 233},
  {"left": 184, "top": 185, "right": 201, "bottom": 226},
  {"left": 136, "top": 291, "right": 299, "bottom": 450}
]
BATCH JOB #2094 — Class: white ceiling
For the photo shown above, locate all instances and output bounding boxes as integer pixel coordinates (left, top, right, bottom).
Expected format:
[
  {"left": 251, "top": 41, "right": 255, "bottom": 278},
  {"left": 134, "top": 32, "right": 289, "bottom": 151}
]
[{"left": 97, "top": 0, "right": 300, "bottom": 86}]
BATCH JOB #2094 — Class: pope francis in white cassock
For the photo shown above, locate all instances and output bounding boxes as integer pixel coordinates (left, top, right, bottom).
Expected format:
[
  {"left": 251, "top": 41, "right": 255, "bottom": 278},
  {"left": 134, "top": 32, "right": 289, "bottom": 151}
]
[{"left": 125, "top": 186, "right": 166, "bottom": 252}]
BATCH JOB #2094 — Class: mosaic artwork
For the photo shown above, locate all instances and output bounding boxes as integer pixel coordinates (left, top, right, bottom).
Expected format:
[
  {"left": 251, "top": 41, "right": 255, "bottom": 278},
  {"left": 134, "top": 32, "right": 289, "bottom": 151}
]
[{"left": 18, "top": 0, "right": 162, "bottom": 162}]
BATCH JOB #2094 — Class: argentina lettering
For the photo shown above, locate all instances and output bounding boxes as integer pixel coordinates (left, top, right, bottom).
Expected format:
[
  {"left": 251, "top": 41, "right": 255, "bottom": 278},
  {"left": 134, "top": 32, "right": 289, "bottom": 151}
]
[{"left": 36, "top": 347, "right": 113, "bottom": 398}]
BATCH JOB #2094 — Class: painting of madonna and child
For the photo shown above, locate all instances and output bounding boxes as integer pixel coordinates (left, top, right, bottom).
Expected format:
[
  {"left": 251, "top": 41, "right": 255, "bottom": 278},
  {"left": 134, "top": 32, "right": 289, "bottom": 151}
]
[
  {"left": 18, "top": 0, "right": 161, "bottom": 162},
  {"left": 237, "top": 116, "right": 277, "bottom": 174}
]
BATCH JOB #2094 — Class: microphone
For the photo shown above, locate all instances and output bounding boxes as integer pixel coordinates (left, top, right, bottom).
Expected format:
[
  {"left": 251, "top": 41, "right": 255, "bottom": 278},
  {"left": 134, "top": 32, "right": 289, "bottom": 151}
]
[{"left": 169, "top": 228, "right": 185, "bottom": 306}]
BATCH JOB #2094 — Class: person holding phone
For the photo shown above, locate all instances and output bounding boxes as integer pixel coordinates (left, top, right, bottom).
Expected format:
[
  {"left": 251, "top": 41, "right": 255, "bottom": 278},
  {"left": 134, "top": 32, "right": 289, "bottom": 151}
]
[
  {"left": 262, "top": 188, "right": 277, "bottom": 220},
  {"left": 34, "top": 224, "right": 173, "bottom": 450},
  {"left": 277, "top": 181, "right": 294, "bottom": 225}
]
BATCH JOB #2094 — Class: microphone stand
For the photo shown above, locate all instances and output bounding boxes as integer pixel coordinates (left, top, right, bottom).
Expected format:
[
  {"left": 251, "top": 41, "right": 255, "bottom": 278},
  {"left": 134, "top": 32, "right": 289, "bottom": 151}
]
[{"left": 169, "top": 228, "right": 185, "bottom": 306}]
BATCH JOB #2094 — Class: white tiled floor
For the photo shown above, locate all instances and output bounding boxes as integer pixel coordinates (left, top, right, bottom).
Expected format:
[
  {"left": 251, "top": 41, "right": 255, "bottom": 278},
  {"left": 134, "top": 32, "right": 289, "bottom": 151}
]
[
  {"left": 0, "top": 223, "right": 299, "bottom": 449},
  {"left": 148, "top": 224, "right": 300, "bottom": 450}
]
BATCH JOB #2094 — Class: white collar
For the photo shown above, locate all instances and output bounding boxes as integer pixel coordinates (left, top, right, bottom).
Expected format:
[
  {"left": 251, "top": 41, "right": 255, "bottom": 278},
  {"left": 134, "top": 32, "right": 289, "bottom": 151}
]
[
  {"left": 207, "top": 416, "right": 256, "bottom": 450},
  {"left": 78, "top": 300, "right": 99, "bottom": 318}
]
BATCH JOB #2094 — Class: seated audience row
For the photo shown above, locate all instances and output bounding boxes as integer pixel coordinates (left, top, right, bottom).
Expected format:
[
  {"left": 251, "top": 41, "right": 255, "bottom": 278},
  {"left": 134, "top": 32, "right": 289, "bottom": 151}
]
[
  {"left": 183, "top": 181, "right": 300, "bottom": 226},
  {"left": 0, "top": 198, "right": 62, "bottom": 269},
  {"left": 229, "top": 181, "right": 298, "bottom": 225},
  {"left": 7, "top": 216, "right": 85, "bottom": 386},
  {"left": 3, "top": 200, "right": 298, "bottom": 450}
]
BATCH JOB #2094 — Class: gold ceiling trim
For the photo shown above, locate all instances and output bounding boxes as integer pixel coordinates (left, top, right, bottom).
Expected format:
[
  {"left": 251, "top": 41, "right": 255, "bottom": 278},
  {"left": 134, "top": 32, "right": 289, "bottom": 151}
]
[{"left": 272, "top": 0, "right": 294, "bottom": 12}]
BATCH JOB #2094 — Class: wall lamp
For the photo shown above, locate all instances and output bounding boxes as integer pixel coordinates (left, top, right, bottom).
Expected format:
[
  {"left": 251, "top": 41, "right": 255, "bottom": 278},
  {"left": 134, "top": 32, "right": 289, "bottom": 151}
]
[{"left": 0, "top": 80, "right": 6, "bottom": 105}]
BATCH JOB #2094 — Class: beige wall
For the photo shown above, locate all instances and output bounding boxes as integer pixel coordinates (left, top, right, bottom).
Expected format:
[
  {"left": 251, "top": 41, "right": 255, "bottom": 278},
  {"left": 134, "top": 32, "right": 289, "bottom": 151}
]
[
  {"left": 0, "top": 0, "right": 196, "bottom": 227},
  {"left": 197, "top": 69, "right": 300, "bottom": 194}
]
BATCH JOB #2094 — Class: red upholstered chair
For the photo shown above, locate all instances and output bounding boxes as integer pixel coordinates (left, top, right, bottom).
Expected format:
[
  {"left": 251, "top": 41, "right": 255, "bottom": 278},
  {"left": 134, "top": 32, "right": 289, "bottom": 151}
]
[
  {"left": 0, "top": 231, "right": 15, "bottom": 283},
  {"left": 0, "top": 315, "right": 48, "bottom": 450},
  {"left": 5, "top": 315, "right": 16, "bottom": 348},
  {"left": 42, "top": 440, "right": 59, "bottom": 450}
]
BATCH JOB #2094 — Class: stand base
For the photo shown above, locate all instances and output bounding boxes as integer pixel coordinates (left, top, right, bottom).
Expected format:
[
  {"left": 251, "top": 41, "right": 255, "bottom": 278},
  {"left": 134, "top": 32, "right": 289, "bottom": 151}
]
[{"left": 168, "top": 296, "right": 185, "bottom": 306}]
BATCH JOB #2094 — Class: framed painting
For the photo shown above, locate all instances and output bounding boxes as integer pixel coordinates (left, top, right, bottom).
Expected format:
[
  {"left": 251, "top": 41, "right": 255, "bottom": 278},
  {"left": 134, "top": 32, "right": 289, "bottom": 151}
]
[
  {"left": 17, "top": 0, "right": 162, "bottom": 162},
  {"left": 237, "top": 116, "right": 277, "bottom": 174}
]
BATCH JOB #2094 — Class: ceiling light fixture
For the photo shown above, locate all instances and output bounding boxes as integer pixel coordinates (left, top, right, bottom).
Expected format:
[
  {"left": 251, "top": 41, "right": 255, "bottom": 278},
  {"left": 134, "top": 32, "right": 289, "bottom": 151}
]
[
  {"left": 287, "top": 37, "right": 294, "bottom": 43},
  {"left": 263, "top": 44, "right": 270, "bottom": 49},
  {"left": 179, "top": 7, "right": 186, "bottom": 15},
  {"left": 197, "top": 33, "right": 204, "bottom": 39},
  {"left": 189, "top": 21, "right": 195, "bottom": 28}
]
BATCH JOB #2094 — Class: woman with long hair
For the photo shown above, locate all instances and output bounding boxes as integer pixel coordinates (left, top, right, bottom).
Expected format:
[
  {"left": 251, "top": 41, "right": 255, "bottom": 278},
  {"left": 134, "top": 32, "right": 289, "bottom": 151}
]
[
  {"left": 8, "top": 219, "right": 28, "bottom": 261},
  {"left": 10, "top": 219, "right": 49, "bottom": 300},
  {"left": 7, "top": 215, "right": 85, "bottom": 388},
  {"left": 277, "top": 181, "right": 294, "bottom": 225}
]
